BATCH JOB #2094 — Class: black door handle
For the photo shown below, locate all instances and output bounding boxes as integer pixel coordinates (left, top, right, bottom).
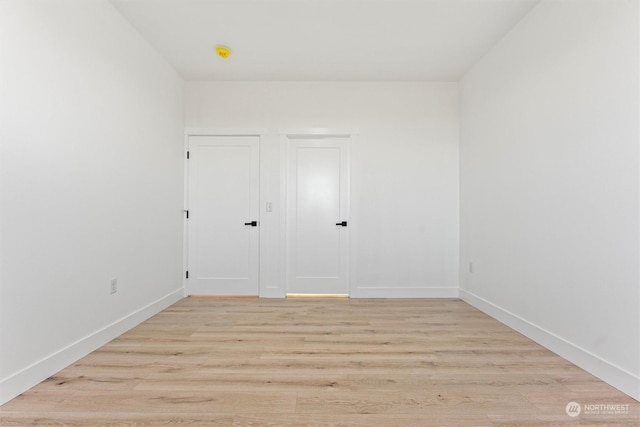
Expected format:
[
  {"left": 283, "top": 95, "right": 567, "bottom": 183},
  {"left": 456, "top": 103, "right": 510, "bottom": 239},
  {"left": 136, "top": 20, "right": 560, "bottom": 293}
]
[
  {"left": 244, "top": 221, "right": 258, "bottom": 227},
  {"left": 335, "top": 221, "right": 348, "bottom": 227}
]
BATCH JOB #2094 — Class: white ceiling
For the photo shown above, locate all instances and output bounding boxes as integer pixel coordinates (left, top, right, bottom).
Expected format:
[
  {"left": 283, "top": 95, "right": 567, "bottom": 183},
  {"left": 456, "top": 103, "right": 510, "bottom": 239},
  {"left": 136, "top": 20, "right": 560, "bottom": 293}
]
[{"left": 110, "top": 0, "right": 539, "bottom": 82}]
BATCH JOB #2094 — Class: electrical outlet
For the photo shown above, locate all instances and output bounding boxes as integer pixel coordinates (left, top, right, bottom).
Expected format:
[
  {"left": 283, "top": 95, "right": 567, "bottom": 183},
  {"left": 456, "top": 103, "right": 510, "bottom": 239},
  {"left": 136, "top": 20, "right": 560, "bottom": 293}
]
[{"left": 110, "top": 278, "right": 118, "bottom": 294}]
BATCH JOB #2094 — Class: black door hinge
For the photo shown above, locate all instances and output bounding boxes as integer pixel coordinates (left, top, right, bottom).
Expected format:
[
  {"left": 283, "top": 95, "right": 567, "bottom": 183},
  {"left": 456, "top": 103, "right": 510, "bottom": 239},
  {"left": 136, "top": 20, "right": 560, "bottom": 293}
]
[
  {"left": 185, "top": 271, "right": 189, "bottom": 279},
  {"left": 186, "top": 151, "right": 190, "bottom": 159},
  {"left": 185, "top": 210, "right": 189, "bottom": 219}
]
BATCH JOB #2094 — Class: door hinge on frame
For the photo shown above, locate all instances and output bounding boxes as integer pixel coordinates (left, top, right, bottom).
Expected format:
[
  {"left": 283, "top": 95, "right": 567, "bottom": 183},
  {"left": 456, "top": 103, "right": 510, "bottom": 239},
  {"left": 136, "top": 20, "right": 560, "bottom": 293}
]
[
  {"left": 186, "top": 151, "right": 190, "bottom": 159},
  {"left": 185, "top": 271, "right": 189, "bottom": 279},
  {"left": 184, "top": 210, "right": 189, "bottom": 219}
]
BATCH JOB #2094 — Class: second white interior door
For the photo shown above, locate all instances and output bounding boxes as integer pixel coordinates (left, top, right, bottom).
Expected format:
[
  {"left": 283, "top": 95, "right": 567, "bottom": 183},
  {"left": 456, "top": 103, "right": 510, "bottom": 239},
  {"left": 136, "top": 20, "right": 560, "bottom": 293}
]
[{"left": 287, "top": 137, "right": 350, "bottom": 295}]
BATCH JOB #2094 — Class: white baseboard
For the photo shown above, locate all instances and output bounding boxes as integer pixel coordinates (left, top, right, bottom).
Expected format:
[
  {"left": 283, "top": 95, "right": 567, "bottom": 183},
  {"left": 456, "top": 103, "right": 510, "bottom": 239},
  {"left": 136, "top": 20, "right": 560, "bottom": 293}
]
[
  {"left": 353, "top": 286, "right": 459, "bottom": 299},
  {"left": 459, "top": 289, "right": 640, "bottom": 401},
  {"left": 0, "top": 289, "right": 184, "bottom": 406}
]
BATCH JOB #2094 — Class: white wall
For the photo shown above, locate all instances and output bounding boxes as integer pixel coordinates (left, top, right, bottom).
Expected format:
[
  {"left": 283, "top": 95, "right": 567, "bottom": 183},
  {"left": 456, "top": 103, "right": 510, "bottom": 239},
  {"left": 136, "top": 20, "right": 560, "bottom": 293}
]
[
  {"left": 185, "top": 82, "right": 459, "bottom": 298},
  {"left": 459, "top": 0, "right": 639, "bottom": 400},
  {"left": 0, "top": 1, "right": 185, "bottom": 404}
]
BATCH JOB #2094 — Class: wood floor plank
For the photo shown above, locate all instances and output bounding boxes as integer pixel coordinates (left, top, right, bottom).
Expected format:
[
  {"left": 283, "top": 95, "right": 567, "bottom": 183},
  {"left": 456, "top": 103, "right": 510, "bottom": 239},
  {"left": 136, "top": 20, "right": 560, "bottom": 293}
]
[
  {"left": 0, "top": 412, "right": 235, "bottom": 426},
  {"left": 52, "top": 390, "right": 297, "bottom": 414},
  {"left": 232, "top": 413, "right": 497, "bottom": 427},
  {"left": 295, "top": 390, "right": 541, "bottom": 416},
  {"left": 1, "top": 297, "right": 637, "bottom": 426}
]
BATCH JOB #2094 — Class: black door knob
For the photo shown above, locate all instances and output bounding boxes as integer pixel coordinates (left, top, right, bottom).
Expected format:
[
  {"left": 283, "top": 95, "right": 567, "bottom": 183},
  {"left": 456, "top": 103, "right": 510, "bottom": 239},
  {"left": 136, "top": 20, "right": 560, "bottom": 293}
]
[
  {"left": 335, "top": 221, "right": 348, "bottom": 227},
  {"left": 244, "top": 221, "right": 258, "bottom": 227}
]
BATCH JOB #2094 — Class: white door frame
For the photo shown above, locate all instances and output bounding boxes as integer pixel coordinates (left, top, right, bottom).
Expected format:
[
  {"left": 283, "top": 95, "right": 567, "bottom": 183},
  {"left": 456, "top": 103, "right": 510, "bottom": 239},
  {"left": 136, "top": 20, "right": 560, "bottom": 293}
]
[
  {"left": 183, "top": 129, "right": 267, "bottom": 297},
  {"left": 280, "top": 128, "right": 357, "bottom": 297}
]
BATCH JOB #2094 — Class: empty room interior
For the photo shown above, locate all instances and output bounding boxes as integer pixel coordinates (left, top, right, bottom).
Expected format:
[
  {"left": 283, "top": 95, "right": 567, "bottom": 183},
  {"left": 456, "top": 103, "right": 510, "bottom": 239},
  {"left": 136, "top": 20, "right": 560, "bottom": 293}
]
[{"left": 0, "top": 0, "right": 639, "bottom": 425}]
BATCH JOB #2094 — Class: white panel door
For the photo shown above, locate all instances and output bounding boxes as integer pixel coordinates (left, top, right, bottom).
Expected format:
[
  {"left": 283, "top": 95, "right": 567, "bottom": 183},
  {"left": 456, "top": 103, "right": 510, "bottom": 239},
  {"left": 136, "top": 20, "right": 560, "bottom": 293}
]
[
  {"left": 187, "top": 135, "right": 259, "bottom": 295},
  {"left": 287, "top": 137, "right": 350, "bottom": 295}
]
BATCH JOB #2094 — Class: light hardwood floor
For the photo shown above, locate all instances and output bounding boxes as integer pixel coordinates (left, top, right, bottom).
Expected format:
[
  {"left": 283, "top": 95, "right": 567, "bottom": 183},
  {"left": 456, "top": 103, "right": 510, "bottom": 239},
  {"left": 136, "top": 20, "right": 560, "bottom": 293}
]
[{"left": 1, "top": 298, "right": 638, "bottom": 426}]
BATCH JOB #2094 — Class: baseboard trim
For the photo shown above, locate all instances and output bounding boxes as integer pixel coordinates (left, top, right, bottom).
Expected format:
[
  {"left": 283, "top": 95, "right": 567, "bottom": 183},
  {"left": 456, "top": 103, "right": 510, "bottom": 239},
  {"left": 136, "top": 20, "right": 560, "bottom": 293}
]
[
  {"left": 287, "top": 293, "right": 349, "bottom": 298},
  {"left": 189, "top": 294, "right": 258, "bottom": 299},
  {"left": 0, "top": 288, "right": 184, "bottom": 406},
  {"left": 354, "top": 286, "right": 459, "bottom": 299},
  {"left": 459, "top": 289, "right": 640, "bottom": 401}
]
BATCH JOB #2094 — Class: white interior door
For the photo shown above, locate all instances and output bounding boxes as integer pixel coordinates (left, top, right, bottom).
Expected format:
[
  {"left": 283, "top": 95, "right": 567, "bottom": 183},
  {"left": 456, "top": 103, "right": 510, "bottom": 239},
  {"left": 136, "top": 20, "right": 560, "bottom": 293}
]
[
  {"left": 187, "top": 135, "right": 259, "bottom": 295},
  {"left": 287, "top": 137, "right": 350, "bottom": 295}
]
